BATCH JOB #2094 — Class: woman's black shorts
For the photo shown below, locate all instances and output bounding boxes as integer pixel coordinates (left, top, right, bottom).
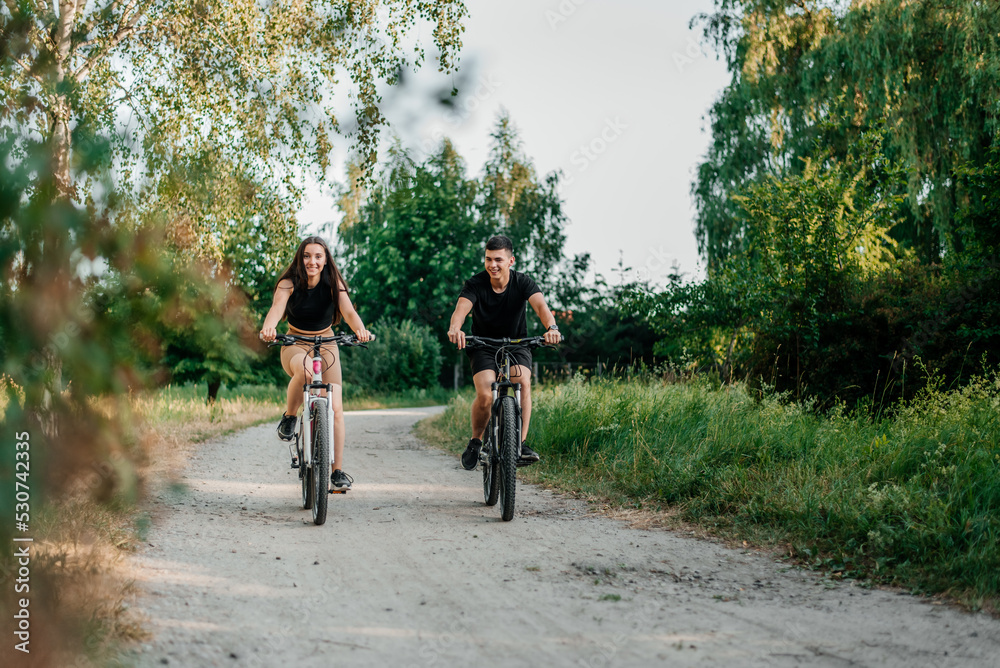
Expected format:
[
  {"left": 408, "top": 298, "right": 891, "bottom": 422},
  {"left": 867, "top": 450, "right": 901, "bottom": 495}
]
[{"left": 466, "top": 346, "right": 533, "bottom": 376}]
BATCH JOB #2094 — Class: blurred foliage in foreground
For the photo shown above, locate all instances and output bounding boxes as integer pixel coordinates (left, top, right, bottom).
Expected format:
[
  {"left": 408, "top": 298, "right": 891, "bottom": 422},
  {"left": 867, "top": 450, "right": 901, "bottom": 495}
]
[{"left": 0, "top": 122, "right": 237, "bottom": 666}]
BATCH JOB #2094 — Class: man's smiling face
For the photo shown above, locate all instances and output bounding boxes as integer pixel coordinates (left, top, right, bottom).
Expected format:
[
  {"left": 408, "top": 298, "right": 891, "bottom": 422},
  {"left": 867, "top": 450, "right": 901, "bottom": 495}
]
[{"left": 484, "top": 248, "right": 515, "bottom": 284}]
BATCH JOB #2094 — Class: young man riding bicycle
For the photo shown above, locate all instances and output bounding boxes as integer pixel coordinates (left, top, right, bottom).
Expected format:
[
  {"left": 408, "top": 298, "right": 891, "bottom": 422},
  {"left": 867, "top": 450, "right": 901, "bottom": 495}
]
[{"left": 447, "top": 235, "right": 562, "bottom": 470}]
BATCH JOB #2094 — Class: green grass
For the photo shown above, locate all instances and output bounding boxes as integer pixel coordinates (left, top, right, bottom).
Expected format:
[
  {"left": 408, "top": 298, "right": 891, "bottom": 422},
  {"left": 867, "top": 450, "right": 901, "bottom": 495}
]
[
  {"left": 152, "top": 382, "right": 456, "bottom": 412},
  {"left": 420, "top": 374, "right": 1000, "bottom": 610}
]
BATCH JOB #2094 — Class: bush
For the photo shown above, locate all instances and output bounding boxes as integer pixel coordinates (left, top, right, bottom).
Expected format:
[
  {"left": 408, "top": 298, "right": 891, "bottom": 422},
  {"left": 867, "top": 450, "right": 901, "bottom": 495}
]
[
  {"left": 633, "top": 129, "right": 1000, "bottom": 409},
  {"left": 340, "top": 318, "right": 443, "bottom": 393}
]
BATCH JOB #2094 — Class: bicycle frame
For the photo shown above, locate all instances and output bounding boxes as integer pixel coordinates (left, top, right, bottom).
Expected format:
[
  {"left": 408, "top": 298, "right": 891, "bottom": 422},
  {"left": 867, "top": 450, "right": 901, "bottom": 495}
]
[
  {"left": 299, "top": 342, "right": 334, "bottom": 471},
  {"left": 487, "top": 351, "right": 522, "bottom": 458},
  {"left": 270, "top": 332, "right": 373, "bottom": 468}
]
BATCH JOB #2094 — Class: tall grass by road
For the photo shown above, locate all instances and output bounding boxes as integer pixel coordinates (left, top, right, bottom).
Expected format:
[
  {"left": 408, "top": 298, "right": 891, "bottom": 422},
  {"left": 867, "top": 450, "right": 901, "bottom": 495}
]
[{"left": 421, "top": 374, "right": 1000, "bottom": 610}]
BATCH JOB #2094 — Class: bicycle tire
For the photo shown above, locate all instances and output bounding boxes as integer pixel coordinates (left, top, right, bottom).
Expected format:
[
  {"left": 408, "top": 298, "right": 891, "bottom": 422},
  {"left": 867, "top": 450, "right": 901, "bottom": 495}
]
[
  {"left": 497, "top": 395, "right": 518, "bottom": 521},
  {"left": 483, "top": 418, "right": 500, "bottom": 506},
  {"left": 301, "top": 424, "right": 313, "bottom": 510},
  {"left": 312, "top": 401, "right": 330, "bottom": 525}
]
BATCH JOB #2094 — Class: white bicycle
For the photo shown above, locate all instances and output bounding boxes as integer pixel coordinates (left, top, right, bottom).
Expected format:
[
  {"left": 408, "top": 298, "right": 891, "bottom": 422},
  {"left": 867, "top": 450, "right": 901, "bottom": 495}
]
[{"left": 270, "top": 332, "right": 374, "bottom": 525}]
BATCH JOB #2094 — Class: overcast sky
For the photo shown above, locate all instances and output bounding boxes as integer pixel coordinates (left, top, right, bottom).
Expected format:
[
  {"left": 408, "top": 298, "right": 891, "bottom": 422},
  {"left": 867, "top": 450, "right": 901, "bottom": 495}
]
[{"left": 303, "top": 0, "right": 731, "bottom": 286}]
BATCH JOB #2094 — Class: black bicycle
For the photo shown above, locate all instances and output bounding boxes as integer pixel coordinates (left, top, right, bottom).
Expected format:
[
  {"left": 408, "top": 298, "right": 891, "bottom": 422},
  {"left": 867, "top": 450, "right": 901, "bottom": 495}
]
[
  {"left": 269, "top": 332, "right": 374, "bottom": 525},
  {"left": 464, "top": 335, "right": 551, "bottom": 521}
]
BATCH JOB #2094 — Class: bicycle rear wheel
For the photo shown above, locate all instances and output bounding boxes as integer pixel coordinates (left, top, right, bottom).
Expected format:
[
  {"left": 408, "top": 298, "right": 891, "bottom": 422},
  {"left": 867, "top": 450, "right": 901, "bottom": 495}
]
[
  {"left": 497, "top": 395, "right": 518, "bottom": 521},
  {"left": 483, "top": 418, "right": 500, "bottom": 506},
  {"left": 311, "top": 401, "right": 330, "bottom": 525}
]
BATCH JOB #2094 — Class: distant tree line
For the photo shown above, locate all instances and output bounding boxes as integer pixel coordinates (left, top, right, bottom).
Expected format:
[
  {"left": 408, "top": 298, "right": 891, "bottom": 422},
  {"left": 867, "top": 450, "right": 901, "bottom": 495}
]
[
  {"left": 631, "top": 0, "right": 1000, "bottom": 408},
  {"left": 336, "top": 112, "right": 659, "bottom": 387}
]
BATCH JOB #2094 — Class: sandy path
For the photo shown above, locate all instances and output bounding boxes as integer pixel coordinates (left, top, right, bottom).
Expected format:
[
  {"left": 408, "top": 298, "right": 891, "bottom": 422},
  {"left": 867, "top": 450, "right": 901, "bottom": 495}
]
[{"left": 127, "top": 406, "right": 1000, "bottom": 667}]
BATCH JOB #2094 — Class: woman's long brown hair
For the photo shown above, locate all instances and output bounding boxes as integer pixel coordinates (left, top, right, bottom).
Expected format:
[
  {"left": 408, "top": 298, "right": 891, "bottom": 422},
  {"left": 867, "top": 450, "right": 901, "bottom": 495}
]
[{"left": 275, "top": 236, "right": 349, "bottom": 325}]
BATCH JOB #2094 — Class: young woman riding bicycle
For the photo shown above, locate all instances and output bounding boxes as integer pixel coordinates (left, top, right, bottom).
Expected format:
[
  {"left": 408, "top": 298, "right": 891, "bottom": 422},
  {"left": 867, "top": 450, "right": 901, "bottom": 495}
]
[{"left": 259, "top": 236, "right": 372, "bottom": 491}]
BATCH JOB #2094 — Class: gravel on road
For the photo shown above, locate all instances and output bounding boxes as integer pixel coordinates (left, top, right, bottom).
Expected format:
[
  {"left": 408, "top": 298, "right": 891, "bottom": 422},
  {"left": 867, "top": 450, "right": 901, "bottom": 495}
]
[{"left": 127, "top": 406, "right": 1000, "bottom": 667}]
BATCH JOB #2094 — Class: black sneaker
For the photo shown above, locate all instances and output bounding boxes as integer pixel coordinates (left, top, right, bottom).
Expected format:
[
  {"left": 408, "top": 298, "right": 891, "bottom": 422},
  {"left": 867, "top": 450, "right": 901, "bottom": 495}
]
[
  {"left": 277, "top": 413, "right": 296, "bottom": 441},
  {"left": 518, "top": 442, "right": 540, "bottom": 466},
  {"left": 331, "top": 469, "right": 353, "bottom": 491},
  {"left": 461, "top": 438, "right": 483, "bottom": 470}
]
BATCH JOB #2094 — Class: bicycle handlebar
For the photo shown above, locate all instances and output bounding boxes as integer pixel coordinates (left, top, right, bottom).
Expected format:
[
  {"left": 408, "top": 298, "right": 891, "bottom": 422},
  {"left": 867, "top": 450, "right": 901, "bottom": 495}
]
[
  {"left": 464, "top": 335, "right": 552, "bottom": 350},
  {"left": 268, "top": 332, "right": 376, "bottom": 348}
]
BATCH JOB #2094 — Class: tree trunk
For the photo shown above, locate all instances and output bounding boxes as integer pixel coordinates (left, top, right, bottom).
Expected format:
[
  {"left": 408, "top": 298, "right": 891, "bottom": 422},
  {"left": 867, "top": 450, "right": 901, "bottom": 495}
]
[
  {"left": 207, "top": 380, "right": 222, "bottom": 404},
  {"left": 51, "top": 1, "right": 80, "bottom": 200},
  {"left": 51, "top": 103, "right": 74, "bottom": 198}
]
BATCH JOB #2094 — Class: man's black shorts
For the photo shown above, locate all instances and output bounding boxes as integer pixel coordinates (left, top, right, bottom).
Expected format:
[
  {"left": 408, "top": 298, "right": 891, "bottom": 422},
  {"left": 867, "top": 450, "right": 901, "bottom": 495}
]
[{"left": 466, "top": 346, "right": 533, "bottom": 376}]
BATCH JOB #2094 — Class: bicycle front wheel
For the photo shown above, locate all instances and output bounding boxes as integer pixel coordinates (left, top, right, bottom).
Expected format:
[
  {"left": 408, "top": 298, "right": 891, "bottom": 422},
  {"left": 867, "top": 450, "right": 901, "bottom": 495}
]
[
  {"left": 299, "top": 428, "right": 312, "bottom": 510},
  {"left": 497, "top": 395, "right": 518, "bottom": 521},
  {"left": 483, "top": 418, "right": 499, "bottom": 506},
  {"left": 311, "top": 401, "right": 330, "bottom": 525}
]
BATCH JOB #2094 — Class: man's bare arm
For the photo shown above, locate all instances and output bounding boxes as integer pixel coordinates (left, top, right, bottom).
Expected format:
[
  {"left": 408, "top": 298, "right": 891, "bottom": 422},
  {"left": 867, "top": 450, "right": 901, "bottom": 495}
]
[
  {"left": 448, "top": 297, "right": 474, "bottom": 349},
  {"left": 528, "top": 293, "right": 561, "bottom": 344}
]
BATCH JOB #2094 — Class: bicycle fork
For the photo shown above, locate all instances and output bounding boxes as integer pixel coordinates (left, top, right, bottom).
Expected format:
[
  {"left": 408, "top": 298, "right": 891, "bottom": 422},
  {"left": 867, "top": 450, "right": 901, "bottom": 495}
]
[{"left": 485, "top": 382, "right": 523, "bottom": 460}]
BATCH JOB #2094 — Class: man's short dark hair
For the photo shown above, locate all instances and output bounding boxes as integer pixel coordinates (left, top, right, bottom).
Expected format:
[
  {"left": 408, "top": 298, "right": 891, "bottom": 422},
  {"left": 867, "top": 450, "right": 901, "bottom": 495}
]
[{"left": 485, "top": 235, "right": 514, "bottom": 254}]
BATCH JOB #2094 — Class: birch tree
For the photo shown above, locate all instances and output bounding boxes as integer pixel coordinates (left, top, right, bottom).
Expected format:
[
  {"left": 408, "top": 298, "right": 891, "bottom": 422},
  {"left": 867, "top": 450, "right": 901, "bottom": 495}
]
[
  {"left": 693, "top": 0, "right": 1000, "bottom": 267},
  {"left": 1, "top": 0, "right": 468, "bottom": 201}
]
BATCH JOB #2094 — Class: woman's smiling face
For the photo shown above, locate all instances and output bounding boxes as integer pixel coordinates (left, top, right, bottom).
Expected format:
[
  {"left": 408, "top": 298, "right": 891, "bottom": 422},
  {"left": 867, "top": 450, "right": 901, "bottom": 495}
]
[{"left": 302, "top": 243, "right": 327, "bottom": 283}]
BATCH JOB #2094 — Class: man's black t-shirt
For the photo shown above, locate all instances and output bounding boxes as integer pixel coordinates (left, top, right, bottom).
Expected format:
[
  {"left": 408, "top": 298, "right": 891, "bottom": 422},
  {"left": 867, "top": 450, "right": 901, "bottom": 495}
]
[{"left": 459, "top": 269, "right": 541, "bottom": 338}]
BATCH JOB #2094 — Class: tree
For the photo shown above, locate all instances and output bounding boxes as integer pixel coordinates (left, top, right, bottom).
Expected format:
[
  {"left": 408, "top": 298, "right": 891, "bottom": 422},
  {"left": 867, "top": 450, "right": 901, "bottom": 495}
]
[
  {"left": 638, "top": 128, "right": 915, "bottom": 403},
  {"left": 135, "top": 145, "right": 298, "bottom": 307},
  {"left": 1, "top": 0, "right": 469, "bottom": 202},
  {"left": 119, "top": 145, "right": 300, "bottom": 398},
  {"left": 3, "top": 1, "right": 470, "bottom": 399},
  {"left": 337, "top": 139, "right": 485, "bottom": 380},
  {"left": 478, "top": 111, "right": 567, "bottom": 288},
  {"left": 693, "top": 0, "right": 1000, "bottom": 267}
]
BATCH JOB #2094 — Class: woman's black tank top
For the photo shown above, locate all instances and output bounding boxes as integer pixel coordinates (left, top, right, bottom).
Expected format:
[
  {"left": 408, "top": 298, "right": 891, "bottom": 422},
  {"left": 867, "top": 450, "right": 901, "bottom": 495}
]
[{"left": 286, "top": 282, "right": 338, "bottom": 331}]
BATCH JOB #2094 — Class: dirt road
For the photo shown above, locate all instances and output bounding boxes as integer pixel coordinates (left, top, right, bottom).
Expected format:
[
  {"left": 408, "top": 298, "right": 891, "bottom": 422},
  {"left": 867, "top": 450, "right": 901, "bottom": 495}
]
[{"left": 128, "top": 407, "right": 1000, "bottom": 667}]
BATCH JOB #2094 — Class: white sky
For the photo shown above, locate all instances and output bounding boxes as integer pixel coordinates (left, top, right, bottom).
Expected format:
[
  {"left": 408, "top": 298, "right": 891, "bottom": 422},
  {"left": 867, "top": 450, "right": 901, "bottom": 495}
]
[{"left": 302, "top": 0, "right": 731, "bottom": 286}]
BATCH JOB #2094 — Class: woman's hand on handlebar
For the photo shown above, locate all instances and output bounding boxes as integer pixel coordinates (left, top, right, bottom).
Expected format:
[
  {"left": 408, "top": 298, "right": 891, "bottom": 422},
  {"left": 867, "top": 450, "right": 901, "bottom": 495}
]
[
  {"left": 259, "top": 326, "right": 277, "bottom": 343},
  {"left": 354, "top": 328, "right": 373, "bottom": 344}
]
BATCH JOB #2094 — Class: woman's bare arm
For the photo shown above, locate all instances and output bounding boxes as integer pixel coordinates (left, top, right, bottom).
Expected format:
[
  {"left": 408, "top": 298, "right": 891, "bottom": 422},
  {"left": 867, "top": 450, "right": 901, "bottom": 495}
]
[{"left": 259, "top": 279, "right": 293, "bottom": 341}]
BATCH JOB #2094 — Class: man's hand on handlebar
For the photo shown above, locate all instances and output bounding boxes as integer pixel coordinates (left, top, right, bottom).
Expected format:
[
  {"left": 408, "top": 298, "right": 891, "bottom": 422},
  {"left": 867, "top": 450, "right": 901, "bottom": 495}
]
[
  {"left": 448, "top": 327, "right": 467, "bottom": 350},
  {"left": 543, "top": 329, "right": 562, "bottom": 346}
]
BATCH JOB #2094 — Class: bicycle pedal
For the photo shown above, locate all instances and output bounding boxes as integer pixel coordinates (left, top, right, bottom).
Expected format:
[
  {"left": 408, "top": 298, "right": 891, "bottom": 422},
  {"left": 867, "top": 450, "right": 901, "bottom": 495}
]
[{"left": 329, "top": 489, "right": 348, "bottom": 494}]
